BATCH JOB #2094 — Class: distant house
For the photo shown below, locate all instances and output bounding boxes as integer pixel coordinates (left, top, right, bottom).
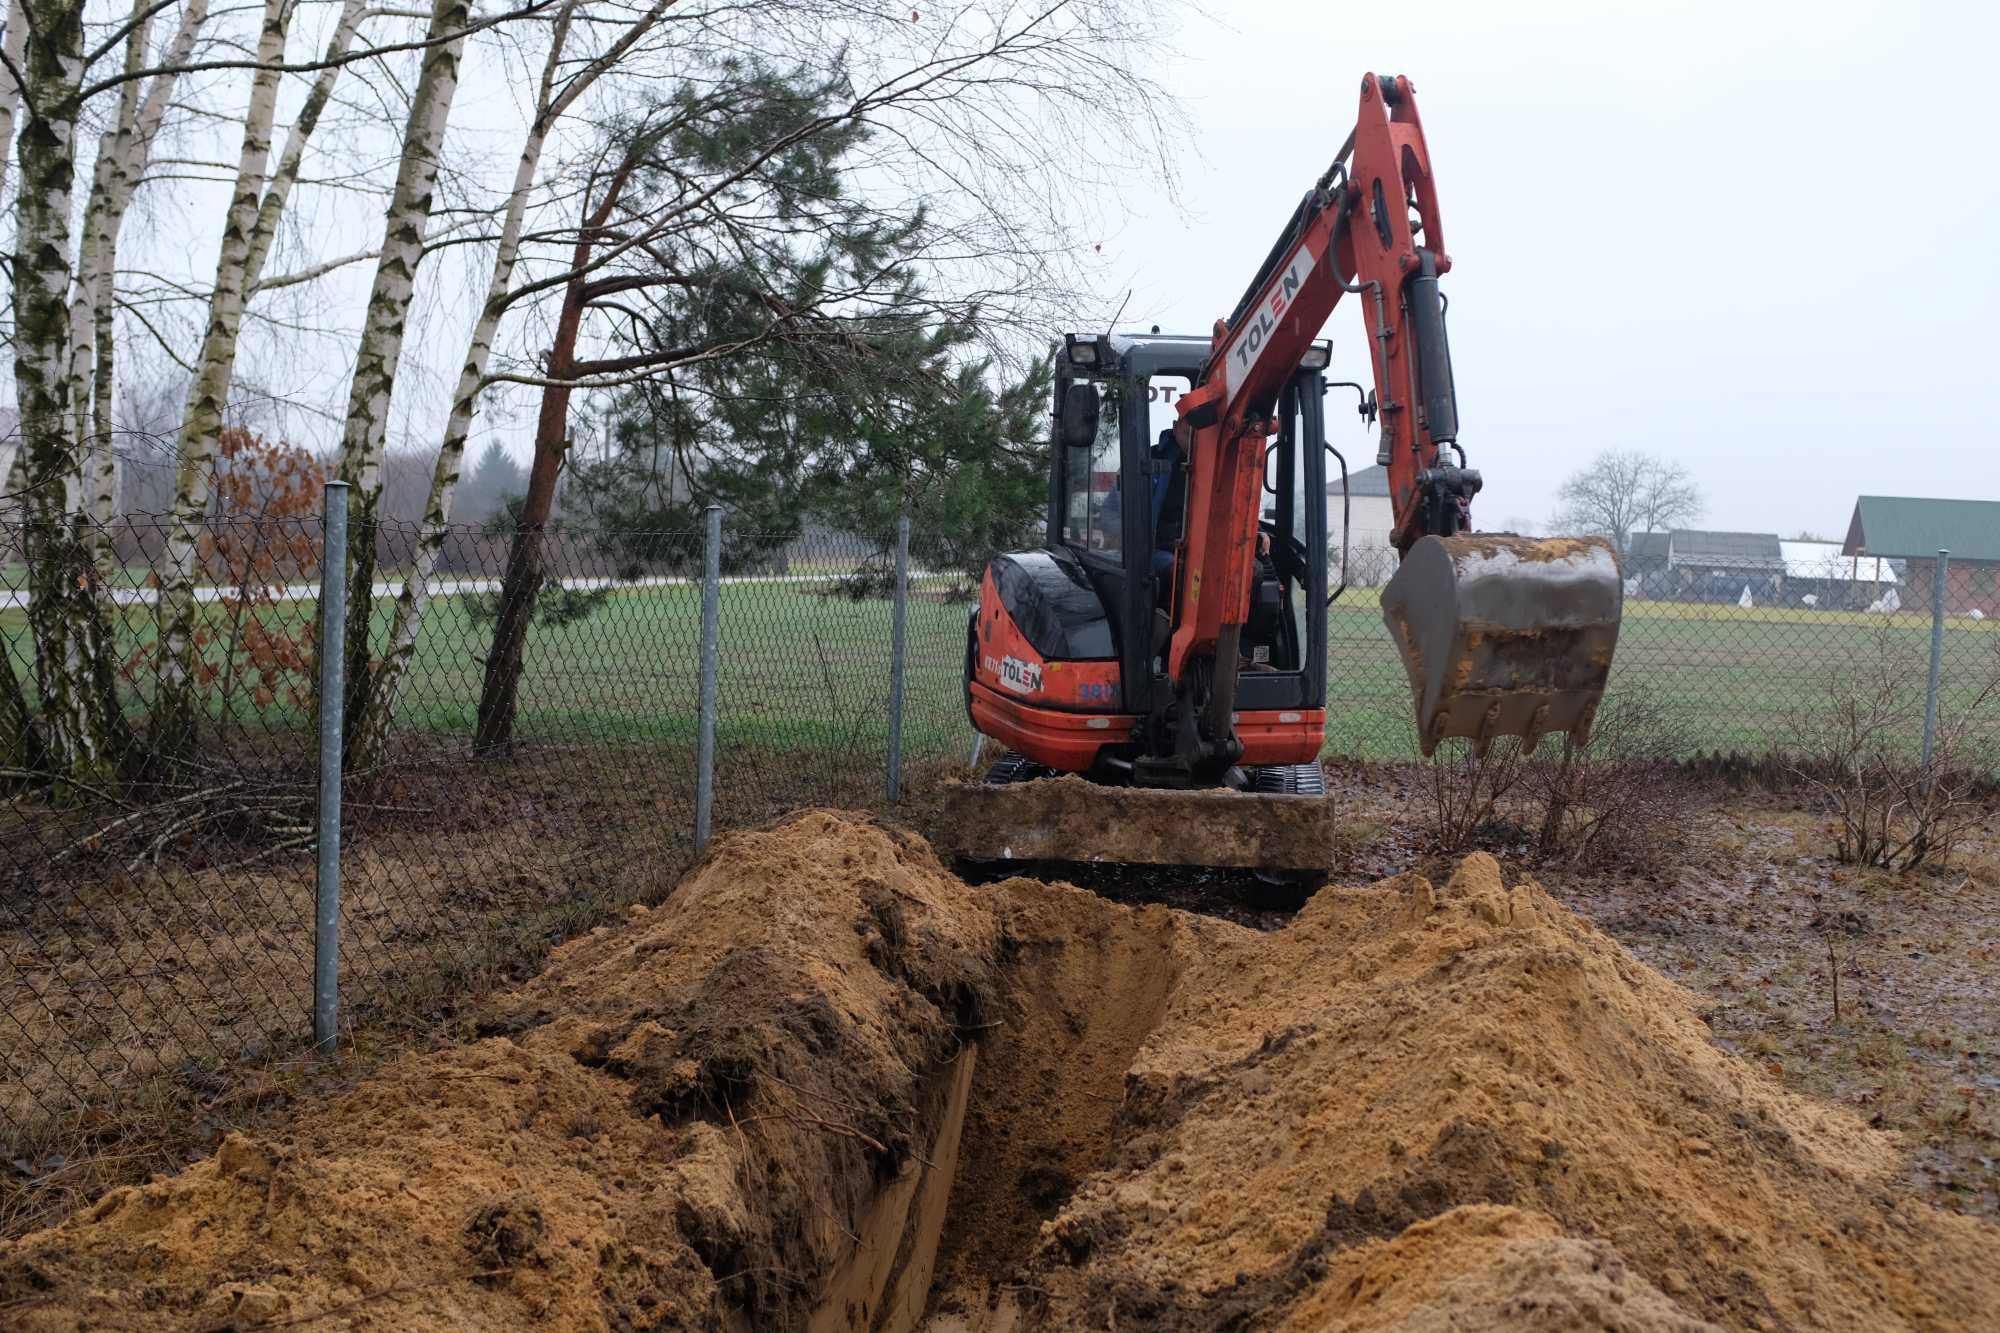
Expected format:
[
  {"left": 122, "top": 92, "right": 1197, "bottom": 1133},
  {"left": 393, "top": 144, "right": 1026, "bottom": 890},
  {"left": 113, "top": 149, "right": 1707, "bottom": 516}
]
[
  {"left": 1325, "top": 465, "right": 1395, "bottom": 584},
  {"left": 1780, "top": 540, "right": 1899, "bottom": 610},
  {"left": 1662, "top": 529, "right": 1785, "bottom": 603},
  {"left": 1845, "top": 496, "right": 2000, "bottom": 615},
  {"left": 1626, "top": 531, "right": 1669, "bottom": 575}
]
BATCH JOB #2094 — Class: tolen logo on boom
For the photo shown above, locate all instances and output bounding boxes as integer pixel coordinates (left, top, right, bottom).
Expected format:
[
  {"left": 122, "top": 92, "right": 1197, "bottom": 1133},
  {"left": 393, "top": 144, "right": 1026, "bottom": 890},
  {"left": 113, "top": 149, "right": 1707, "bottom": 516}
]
[{"left": 1226, "top": 243, "right": 1316, "bottom": 396}]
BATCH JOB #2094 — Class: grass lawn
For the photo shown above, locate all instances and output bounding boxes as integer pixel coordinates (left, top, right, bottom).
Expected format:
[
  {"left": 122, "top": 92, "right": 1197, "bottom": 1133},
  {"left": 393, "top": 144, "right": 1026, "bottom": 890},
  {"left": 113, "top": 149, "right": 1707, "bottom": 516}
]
[
  {"left": 4, "top": 577, "right": 1995, "bottom": 763},
  {"left": 1329, "top": 596, "right": 1999, "bottom": 759}
]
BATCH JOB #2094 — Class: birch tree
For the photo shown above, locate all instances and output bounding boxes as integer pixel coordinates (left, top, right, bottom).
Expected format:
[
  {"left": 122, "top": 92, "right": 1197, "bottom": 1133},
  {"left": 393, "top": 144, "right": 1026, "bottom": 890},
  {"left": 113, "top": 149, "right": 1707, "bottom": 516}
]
[
  {"left": 0, "top": 0, "right": 29, "bottom": 500},
  {"left": 66, "top": 0, "right": 151, "bottom": 573},
  {"left": 353, "top": 0, "right": 678, "bottom": 761},
  {"left": 10, "top": 0, "right": 133, "bottom": 778},
  {"left": 0, "top": 0, "right": 25, "bottom": 198},
  {"left": 332, "top": 0, "right": 473, "bottom": 738},
  {"left": 155, "top": 0, "right": 357, "bottom": 750},
  {"left": 67, "top": 0, "right": 209, "bottom": 575}
]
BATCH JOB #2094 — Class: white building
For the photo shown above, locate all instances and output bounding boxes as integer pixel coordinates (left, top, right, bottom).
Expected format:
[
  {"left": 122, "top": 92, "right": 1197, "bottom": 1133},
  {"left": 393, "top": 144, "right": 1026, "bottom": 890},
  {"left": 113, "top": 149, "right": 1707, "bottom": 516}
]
[
  {"left": 1325, "top": 465, "right": 1396, "bottom": 585},
  {"left": 1779, "top": 540, "right": 1898, "bottom": 586}
]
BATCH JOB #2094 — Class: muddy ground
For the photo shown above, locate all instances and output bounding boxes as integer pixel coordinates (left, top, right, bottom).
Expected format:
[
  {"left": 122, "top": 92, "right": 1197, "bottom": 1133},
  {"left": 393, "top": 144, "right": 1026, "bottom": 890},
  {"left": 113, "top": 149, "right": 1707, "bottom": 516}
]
[{"left": 3, "top": 808, "right": 1996, "bottom": 1331}]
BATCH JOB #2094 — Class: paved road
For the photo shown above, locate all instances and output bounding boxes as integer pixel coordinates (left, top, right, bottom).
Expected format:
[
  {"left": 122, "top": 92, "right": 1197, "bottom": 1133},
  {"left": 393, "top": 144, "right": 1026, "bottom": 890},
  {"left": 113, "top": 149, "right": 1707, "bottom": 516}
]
[{"left": 0, "top": 570, "right": 935, "bottom": 611}]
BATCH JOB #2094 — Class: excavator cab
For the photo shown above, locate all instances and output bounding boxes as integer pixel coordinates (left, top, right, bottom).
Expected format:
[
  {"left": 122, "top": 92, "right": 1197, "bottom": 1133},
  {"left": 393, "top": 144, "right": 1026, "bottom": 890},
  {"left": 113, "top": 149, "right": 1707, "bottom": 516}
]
[{"left": 1032, "top": 334, "right": 1331, "bottom": 766}]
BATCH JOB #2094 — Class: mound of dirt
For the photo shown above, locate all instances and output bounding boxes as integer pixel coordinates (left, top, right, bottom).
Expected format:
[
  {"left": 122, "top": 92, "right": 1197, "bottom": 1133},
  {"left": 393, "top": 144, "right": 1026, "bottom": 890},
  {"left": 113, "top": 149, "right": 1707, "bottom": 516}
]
[
  {"left": 4, "top": 816, "right": 1997, "bottom": 1332},
  {"left": 952, "top": 854, "right": 1998, "bottom": 1331},
  {"left": 0, "top": 812, "right": 1001, "bottom": 1332}
]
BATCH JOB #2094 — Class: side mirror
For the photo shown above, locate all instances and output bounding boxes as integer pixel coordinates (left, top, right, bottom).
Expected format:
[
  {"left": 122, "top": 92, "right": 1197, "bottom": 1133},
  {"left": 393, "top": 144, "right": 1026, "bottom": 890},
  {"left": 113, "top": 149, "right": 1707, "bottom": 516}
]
[{"left": 1058, "top": 382, "right": 1100, "bottom": 449}]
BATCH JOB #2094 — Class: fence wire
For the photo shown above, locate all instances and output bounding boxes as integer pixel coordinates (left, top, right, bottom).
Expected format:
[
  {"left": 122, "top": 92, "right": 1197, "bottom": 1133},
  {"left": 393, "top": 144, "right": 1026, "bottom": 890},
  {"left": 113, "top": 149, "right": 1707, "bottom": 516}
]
[
  {"left": 1326, "top": 544, "right": 2000, "bottom": 760},
  {"left": 2, "top": 505, "right": 1996, "bottom": 1165}
]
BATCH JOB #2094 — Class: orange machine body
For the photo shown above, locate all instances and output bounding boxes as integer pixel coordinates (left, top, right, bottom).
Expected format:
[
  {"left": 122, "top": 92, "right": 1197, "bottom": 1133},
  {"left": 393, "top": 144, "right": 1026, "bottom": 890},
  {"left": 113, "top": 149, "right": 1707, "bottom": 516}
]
[{"left": 967, "top": 565, "right": 1325, "bottom": 772}]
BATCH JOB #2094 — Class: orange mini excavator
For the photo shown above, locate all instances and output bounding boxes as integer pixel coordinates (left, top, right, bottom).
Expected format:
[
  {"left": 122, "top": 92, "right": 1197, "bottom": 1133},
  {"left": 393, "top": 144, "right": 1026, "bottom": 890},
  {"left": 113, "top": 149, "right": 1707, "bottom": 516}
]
[{"left": 948, "top": 74, "right": 1623, "bottom": 875}]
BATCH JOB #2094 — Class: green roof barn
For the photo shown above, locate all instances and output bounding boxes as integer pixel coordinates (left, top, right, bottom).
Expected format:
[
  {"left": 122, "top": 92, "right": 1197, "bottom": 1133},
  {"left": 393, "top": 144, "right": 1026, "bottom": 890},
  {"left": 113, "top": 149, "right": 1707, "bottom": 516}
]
[{"left": 1844, "top": 496, "right": 2000, "bottom": 614}]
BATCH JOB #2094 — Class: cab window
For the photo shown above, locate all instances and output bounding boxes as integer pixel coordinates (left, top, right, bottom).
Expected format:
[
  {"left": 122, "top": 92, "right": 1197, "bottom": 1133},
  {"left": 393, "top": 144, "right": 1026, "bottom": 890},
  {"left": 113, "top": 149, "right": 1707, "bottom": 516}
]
[{"left": 1062, "top": 384, "right": 1122, "bottom": 555}]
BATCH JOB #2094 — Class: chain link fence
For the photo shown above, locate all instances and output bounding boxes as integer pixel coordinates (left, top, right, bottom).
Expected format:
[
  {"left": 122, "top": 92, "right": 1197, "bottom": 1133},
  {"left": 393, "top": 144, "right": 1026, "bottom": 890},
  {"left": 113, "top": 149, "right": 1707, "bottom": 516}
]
[
  {"left": 0, "top": 502, "right": 969, "bottom": 1174},
  {"left": 4, "top": 493, "right": 1997, "bottom": 1215},
  {"left": 1325, "top": 542, "right": 2000, "bottom": 760}
]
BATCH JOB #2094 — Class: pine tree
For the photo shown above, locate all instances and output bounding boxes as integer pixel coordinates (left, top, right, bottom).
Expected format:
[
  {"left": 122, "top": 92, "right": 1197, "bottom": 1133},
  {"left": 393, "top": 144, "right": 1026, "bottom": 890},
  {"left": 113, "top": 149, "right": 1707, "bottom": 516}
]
[{"left": 456, "top": 442, "right": 526, "bottom": 524}]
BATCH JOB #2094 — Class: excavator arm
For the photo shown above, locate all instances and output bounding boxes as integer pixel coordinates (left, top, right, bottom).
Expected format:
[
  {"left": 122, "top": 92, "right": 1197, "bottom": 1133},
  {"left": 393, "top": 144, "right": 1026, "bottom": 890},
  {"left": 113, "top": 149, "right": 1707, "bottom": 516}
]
[{"left": 1170, "top": 73, "right": 1621, "bottom": 766}]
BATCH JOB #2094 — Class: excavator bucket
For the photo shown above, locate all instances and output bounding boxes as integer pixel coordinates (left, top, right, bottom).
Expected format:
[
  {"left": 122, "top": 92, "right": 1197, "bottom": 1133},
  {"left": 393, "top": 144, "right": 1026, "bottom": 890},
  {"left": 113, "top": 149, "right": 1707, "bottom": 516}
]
[{"left": 1381, "top": 534, "right": 1623, "bottom": 756}]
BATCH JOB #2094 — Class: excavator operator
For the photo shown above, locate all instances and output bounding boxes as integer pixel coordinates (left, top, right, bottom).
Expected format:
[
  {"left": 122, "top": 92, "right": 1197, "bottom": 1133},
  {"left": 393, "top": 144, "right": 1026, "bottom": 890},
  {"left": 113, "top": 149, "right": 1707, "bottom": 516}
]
[{"left": 1148, "top": 424, "right": 1187, "bottom": 586}]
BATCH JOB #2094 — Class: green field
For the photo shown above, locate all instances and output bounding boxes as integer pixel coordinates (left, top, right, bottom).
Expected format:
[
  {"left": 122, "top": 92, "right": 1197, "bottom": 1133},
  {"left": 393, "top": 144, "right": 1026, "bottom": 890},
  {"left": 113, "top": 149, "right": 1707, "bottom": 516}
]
[
  {"left": 4, "top": 579, "right": 1995, "bottom": 763},
  {"left": 1327, "top": 597, "right": 1998, "bottom": 759}
]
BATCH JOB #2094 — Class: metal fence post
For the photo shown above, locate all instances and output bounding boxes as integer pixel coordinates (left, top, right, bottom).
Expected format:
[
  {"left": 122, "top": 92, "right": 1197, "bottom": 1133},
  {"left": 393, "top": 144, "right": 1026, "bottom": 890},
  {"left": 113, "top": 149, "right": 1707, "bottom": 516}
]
[
  {"left": 887, "top": 513, "right": 910, "bottom": 801},
  {"left": 695, "top": 504, "right": 721, "bottom": 851},
  {"left": 1922, "top": 548, "right": 1949, "bottom": 771},
  {"left": 313, "top": 481, "right": 349, "bottom": 1054}
]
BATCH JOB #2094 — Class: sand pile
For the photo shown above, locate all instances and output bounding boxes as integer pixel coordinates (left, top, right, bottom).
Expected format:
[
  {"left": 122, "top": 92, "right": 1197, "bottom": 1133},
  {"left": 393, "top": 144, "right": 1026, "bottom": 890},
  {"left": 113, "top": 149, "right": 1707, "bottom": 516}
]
[
  {"left": 4, "top": 814, "right": 1997, "bottom": 1332},
  {"left": 942, "top": 854, "right": 1999, "bottom": 1331},
  {"left": 0, "top": 812, "right": 1001, "bottom": 1332}
]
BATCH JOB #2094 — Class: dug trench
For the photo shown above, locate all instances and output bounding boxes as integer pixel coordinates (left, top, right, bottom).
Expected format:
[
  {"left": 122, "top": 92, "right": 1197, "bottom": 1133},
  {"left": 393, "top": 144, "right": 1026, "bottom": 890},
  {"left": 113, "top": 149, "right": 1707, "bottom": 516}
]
[{"left": 2, "top": 810, "right": 1997, "bottom": 1331}]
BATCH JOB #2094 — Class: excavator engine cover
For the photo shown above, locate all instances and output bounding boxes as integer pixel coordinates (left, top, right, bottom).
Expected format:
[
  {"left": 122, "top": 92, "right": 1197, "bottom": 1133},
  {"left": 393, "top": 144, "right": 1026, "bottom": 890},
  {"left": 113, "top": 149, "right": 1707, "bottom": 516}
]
[{"left": 1381, "top": 534, "right": 1622, "bottom": 756}]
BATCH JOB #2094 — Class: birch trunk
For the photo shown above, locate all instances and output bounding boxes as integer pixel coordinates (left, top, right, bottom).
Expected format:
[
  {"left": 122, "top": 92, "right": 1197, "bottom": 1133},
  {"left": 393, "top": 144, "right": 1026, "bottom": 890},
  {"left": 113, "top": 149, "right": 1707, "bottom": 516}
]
[
  {"left": 12, "top": 0, "right": 130, "bottom": 779},
  {"left": 0, "top": 0, "right": 32, "bottom": 514},
  {"left": 0, "top": 0, "right": 27, "bottom": 200},
  {"left": 154, "top": 0, "right": 349, "bottom": 713},
  {"left": 81, "top": 0, "right": 209, "bottom": 541},
  {"left": 360, "top": 0, "right": 676, "bottom": 759},
  {"left": 68, "top": 0, "right": 152, "bottom": 577},
  {"left": 0, "top": 438, "right": 20, "bottom": 516},
  {"left": 152, "top": 0, "right": 288, "bottom": 753},
  {"left": 334, "top": 0, "right": 473, "bottom": 748},
  {"left": 241, "top": 0, "right": 365, "bottom": 288}
]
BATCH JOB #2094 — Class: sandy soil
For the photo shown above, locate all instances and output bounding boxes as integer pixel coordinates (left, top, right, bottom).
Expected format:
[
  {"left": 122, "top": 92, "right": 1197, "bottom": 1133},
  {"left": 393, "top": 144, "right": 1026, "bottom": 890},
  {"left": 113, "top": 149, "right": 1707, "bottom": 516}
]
[
  {"left": 1325, "top": 762, "right": 2000, "bottom": 1219},
  {"left": 0, "top": 812, "right": 1001, "bottom": 1330},
  {"left": 4, "top": 812, "right": 1997, "bottom": 1331},
  {"left": 945, "top": 851, "right": 1997, "bottom": 1330}
]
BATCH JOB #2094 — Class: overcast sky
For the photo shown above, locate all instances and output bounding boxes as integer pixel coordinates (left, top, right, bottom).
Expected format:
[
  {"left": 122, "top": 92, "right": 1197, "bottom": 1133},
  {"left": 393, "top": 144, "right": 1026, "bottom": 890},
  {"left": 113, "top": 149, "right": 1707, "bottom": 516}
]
[{"left": 1095, "top": 0, "right": 1999, "bottom": 539}]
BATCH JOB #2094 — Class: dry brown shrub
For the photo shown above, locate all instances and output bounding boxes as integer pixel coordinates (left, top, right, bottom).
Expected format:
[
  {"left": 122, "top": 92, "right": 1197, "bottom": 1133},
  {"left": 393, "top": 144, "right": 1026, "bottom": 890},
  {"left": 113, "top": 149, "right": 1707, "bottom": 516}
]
[
  {"left": 1786, "top": 628, "right": 1999, "bottom": 872},
  {"left": 1523, "top": 691, "right": 1699, "bottom": 873},
  {"left": 1422, "top": 737, "right": 1526, "bottom": 854},
  {"left": 1421, "top": 692, "right": 1700, "bottom": 871}
]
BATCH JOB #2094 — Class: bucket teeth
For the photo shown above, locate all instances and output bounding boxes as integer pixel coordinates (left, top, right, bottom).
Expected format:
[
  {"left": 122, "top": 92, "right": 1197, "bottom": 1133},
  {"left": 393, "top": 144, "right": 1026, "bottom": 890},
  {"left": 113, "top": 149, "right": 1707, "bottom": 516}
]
[
  {"left": 1381, "top": 534, "right": 1623, "bottom": 757},
  {"left": 1573, "top": 696, "right": 1601, "bottom": 747},
  {"left": 1522, "top": 703, "right": 1552, "bottom": 756},
  {"left": 1473, "top": 700, "right": 1503, "bottom": 757}
]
